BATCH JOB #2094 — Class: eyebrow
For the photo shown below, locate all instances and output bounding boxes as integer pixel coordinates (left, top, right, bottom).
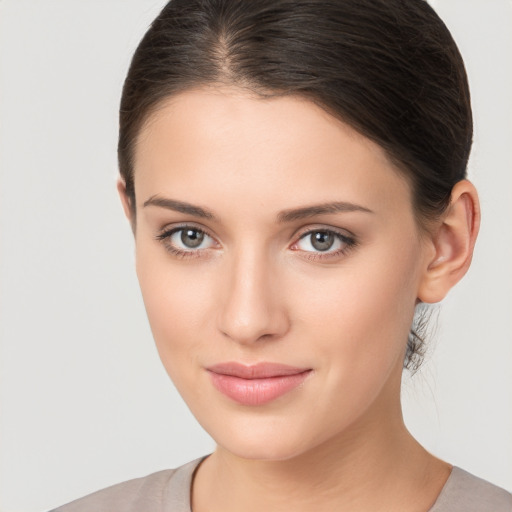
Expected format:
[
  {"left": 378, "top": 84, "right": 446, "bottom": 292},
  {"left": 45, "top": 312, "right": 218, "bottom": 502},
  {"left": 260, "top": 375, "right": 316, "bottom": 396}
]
[
  {"left": 277, "top": 201, "right": 374, "bottom": 222},
  {"left": 143, "top": 196, "right": 216, "bottom": 219},
  {"left": 143, "top": 196, "right": 373, "bottom": 222}
]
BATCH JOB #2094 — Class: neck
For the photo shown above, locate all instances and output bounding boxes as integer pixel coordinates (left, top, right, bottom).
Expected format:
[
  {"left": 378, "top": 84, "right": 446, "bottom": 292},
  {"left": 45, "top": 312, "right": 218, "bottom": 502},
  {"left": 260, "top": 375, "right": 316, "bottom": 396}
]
[{"left": 192, "top": 376, "right": 450, "bottom": 512}]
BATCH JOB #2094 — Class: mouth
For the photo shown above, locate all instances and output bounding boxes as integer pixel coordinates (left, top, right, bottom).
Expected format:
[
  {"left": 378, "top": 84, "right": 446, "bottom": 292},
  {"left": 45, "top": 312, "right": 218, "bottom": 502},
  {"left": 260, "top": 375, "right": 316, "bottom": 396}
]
[{"left": 206, "top": 362, "right": 312, "bottom": 406}]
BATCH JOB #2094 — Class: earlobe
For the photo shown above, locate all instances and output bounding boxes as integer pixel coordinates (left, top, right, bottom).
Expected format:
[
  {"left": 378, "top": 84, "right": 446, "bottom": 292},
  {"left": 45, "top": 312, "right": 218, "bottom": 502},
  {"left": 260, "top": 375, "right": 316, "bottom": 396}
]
[
  {"left": 116, "top": 178, "right": 135, "bottom": 232},
  {"left": 417, "top": 179, "right": 480, "bottom": 304}
]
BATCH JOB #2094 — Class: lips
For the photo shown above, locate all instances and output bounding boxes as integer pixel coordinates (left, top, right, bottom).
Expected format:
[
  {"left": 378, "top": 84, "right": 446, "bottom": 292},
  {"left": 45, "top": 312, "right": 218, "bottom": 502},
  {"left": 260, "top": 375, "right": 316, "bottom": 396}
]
[{"left": 206, "top": 362, "right": 312, "bottom": 406}]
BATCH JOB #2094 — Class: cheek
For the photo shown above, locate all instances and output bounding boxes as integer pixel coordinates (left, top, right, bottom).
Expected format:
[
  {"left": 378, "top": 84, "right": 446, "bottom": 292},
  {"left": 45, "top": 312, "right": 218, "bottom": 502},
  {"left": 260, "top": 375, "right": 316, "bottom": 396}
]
[
  {"left": 289, "top": 242, "right": 422, "bottom": 373},
  {"left": 135, "top": 245, "right": 216, "bottom": 381}
]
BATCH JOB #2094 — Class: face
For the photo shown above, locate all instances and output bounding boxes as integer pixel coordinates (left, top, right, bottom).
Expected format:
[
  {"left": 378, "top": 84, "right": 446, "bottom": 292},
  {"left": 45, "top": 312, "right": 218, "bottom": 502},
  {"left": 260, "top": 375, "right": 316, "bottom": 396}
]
[{"left": 129, "top": 85, "right": 431, "bottom": 461}]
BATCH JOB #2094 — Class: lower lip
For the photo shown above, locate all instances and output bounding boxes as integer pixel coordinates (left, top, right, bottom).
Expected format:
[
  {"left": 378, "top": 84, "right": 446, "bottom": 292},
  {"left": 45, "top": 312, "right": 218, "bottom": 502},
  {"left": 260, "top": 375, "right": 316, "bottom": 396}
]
[{"left": 208, "top": 370, "right": 311, "bottom": 406}]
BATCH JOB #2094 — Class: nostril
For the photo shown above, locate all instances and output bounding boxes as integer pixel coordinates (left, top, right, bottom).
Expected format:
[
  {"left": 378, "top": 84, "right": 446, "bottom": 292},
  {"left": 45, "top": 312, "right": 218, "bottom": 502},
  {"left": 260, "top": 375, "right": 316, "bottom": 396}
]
[{"left": 216, "top": 259, "right": 290, "bottom": 344}]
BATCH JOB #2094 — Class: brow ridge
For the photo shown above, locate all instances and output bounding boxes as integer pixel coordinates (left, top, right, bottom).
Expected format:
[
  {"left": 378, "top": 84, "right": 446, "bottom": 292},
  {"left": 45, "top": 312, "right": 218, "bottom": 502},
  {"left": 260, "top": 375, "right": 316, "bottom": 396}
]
[
  {"left": 143, "top": 196, "right": 216, "bottom": 219},
  {"left": 277, "top": 202, "right": 373, "bottom": 223},
  {"left": 143, "top": 196, "right": 372, "bottom": 223}
]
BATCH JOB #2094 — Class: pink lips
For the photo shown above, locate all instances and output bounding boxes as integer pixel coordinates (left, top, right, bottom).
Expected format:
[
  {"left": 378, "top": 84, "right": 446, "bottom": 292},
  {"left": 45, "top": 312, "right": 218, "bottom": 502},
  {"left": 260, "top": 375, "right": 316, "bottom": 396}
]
[{"left": 207, "top": 362, "right": 312, "bottom": 406}]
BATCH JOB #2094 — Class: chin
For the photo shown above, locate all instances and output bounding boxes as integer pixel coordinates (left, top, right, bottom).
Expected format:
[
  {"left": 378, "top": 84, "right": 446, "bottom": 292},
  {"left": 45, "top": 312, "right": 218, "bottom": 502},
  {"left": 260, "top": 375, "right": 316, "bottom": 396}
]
[
  {"left": 201, "top": 413, "right": 332, "bottom": 462},
  {"left": 219, "top": 437, "right": 311, "bottom": 462}
]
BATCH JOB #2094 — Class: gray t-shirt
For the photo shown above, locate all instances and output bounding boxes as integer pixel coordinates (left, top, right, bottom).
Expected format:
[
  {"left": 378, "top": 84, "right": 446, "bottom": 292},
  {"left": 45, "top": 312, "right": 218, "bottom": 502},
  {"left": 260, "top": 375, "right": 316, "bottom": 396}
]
[{"left": 51, "top": 457, "right": 512, "bottom": 511}]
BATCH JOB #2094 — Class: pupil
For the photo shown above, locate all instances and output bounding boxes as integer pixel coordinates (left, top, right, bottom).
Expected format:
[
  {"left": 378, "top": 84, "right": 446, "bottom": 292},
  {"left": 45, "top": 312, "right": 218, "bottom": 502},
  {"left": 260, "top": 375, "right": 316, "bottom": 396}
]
[
  {"left": 181, "top": 229, "right": 204, "bottom": 248},
  {"left": 311, "top": 231, "right": 334, "bottom": 251}
]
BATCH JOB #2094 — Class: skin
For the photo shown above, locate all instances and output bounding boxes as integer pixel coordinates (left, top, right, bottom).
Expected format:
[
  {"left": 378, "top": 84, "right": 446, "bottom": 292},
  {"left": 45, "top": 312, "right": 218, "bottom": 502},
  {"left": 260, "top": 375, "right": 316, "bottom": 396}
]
[{"left": 118, "top": 85, "right": 480, "bottom": 511}]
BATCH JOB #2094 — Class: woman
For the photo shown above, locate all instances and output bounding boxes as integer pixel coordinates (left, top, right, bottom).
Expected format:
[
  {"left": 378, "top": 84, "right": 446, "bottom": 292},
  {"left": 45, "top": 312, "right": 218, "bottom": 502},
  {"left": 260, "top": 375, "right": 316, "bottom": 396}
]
[{"left": 52, "top": 0, "right": 512, "bottom": 510}]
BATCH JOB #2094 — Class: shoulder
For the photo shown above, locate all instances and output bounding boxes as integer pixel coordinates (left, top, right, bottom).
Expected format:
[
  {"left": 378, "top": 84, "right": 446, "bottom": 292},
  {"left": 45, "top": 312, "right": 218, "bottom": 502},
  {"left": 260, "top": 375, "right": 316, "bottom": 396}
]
[
  {"left": 49, "top": 457, "right": 205, "bottom": 512},
  {"left": 50, "top": 469, "right": 177, "bottom": 512},
  {"left": 430, "top": 467, "right": 512, "bottom": 512}
]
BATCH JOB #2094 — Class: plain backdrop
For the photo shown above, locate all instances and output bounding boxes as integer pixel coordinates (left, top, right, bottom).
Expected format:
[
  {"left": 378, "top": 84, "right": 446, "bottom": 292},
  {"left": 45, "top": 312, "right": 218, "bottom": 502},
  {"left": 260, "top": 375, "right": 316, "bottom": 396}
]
[{"left": 0, "top": 1, "right": 511, "bottom": 511}]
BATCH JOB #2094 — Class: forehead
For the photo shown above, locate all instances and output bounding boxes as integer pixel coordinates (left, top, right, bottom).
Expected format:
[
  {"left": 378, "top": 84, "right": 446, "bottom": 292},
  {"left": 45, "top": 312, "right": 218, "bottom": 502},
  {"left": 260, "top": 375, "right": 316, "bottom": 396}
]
[{"left": 133, "top": 86, "right": 413, "bottom": 217}]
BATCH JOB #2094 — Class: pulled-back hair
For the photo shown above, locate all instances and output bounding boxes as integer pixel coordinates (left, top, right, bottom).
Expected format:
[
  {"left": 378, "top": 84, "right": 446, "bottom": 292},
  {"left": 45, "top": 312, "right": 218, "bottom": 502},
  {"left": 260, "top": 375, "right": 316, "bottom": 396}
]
[{"left": 118, "top": 0, "right": 472, "bottom": 370}]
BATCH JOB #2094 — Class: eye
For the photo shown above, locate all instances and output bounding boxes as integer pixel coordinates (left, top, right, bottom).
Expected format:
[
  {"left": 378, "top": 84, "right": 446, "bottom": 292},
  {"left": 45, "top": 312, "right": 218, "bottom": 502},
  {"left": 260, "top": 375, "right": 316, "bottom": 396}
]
[
  {"left": 173, "top": 227, "right": 209, "bottom": 249},
  {"left": 300, "top": 231, "right": 337, "bottom": 252},
  {"left": 292, "top": 228, "right": 356, "bottom": 257},
  {"left": 156, "top": 225, "right": 217, "bottom": 255}
]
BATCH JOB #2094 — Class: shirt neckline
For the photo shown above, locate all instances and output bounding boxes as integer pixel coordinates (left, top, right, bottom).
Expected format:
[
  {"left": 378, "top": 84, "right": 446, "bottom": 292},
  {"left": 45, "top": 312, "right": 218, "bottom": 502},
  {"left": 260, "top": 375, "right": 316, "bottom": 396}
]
[{"left": 170, "top": 456, "right": 460, "bottom": 512}]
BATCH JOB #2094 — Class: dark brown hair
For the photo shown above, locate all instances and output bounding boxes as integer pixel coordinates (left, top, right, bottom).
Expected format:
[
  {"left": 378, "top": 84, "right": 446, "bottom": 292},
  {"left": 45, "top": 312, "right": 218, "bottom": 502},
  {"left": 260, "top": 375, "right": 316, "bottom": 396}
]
[{"left": 118, "top": 0, "right": 472, "bottom": 370}]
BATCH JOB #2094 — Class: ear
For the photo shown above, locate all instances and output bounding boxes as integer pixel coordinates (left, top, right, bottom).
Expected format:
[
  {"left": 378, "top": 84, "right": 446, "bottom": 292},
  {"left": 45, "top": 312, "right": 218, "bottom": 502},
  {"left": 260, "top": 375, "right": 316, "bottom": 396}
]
[
  {"left": 417, "top": 179, "right": 480, "bottom": 304},
  {"left": 116, "top": 178, "right": 135, "bottom": 233}
]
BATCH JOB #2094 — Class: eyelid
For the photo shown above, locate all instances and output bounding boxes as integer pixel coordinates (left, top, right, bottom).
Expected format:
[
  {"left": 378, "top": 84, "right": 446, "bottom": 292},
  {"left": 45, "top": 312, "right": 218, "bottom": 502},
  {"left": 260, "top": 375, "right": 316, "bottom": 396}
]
[
  {"left": 292, "top": 224, "right": 356, "bottom": 243},
  {"left": 155, "top": 223, "right": 221, "bottom": 256},
  {"left": 156, "top": 222, "right": 218, "bottom": 242},
  {"left": 289, "top": 225, "right": 358, "bottom": 261},
  {"left": 155, "top": 222, "right": 357, "bottom": 261}
]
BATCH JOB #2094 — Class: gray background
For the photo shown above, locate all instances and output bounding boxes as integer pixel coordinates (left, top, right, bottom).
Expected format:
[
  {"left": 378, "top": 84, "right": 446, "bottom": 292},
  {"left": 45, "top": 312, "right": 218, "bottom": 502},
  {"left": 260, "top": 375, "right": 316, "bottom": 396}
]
[{"left": 0, "top": 1, "right": 510, "bottom": 511}]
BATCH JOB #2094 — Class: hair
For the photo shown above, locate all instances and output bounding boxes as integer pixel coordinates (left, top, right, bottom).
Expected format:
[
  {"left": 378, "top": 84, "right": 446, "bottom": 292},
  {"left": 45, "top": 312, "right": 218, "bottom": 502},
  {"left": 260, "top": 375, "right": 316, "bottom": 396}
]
[{"left": 118, "top": 0, "right": 472, "bottom": 370}]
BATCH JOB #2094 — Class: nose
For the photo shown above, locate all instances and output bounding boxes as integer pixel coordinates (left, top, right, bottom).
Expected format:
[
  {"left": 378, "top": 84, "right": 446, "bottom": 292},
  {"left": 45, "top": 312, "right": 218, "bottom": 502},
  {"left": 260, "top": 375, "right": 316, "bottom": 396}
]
[{"left": 216, "top": 246, "right": 290, "bottom": 345}]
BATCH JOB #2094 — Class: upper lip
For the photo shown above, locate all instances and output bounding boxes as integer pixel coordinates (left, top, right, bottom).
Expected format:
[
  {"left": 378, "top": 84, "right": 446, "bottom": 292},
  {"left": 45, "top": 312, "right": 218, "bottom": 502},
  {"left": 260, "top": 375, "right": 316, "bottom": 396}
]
[{"left": 206, "top": 362, "right": 311, "bottom": 379}]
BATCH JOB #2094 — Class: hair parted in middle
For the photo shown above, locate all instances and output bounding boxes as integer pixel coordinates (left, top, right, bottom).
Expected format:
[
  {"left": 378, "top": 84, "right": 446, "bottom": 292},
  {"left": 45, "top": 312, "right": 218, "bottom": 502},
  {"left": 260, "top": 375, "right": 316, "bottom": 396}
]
[{"left": 118, "top": 0, "right": 473, "bottom": 370}]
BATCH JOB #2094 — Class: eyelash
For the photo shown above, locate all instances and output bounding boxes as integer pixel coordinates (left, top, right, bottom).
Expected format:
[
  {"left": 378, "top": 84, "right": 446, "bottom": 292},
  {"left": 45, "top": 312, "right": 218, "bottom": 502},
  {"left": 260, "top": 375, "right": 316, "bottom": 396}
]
[
  {"left": 155, "top": 224, "right": 358, "bottom": 262},
  {"left": 155, "top": 224, "right": 216, "bottom": 260},
  {"left": 292, "top": 228, "right": 357, "bottom": 261}
]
